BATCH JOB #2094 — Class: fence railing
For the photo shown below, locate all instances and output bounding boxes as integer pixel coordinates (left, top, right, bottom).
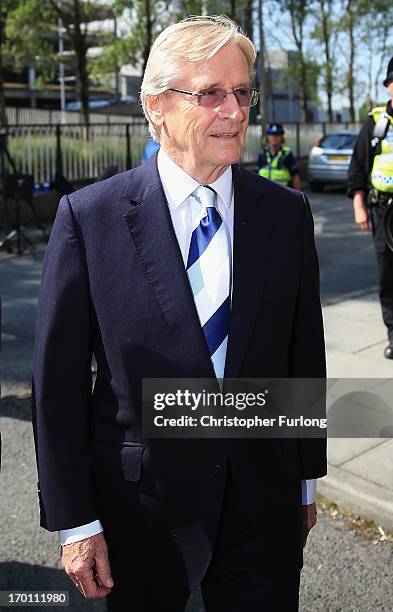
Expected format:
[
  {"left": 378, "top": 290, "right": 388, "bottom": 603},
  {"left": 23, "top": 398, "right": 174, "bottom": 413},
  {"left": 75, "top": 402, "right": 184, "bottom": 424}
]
[
  {"left": 4, "top": 121, "right": 146, "bottom": 184},
  {"left": 5, "top": 106, "right": 141, "bottom": 125},
  {"left": 1, "top": 118, "right": 361, "bottom": 185},
  {"left": 281, "top": 122, "right": 361, "bottom": 158},
  {"left": 2, "top": 122, "right": 263, "bottom": 185}
]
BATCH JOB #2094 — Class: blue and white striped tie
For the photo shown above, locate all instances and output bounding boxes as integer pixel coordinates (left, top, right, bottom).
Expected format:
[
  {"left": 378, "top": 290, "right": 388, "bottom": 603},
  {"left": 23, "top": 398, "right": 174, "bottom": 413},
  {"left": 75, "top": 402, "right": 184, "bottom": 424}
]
[{"left": 187, "top": 185, "right": 231, "bottom": 379}]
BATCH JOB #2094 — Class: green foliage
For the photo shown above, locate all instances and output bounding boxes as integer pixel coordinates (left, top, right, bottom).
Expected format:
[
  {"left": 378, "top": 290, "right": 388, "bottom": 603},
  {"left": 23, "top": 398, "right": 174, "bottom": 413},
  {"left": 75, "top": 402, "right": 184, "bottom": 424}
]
[
  {"left": 272, "top": 0, "right": 318, "bottom": 119},
  {"left": 1, "top": 0, "right": 392, "bottom": 122},
  {"left": 91, "top": 0, "right": 256, "bottom": 84},
  {"left": 90, "top": 36, "right": 133, "bottom": 86},
  {"left": 5, "top": 0, "right": 57, "bottom": 81},
  {"left": 309, "top": 0, "right": 338, "bottom": 119},
  {"left": 277, "top": 51, "right": 321, "bottom": 106},
  {"left": 5, "top": 0, "right": 115, "bottom": 79}
]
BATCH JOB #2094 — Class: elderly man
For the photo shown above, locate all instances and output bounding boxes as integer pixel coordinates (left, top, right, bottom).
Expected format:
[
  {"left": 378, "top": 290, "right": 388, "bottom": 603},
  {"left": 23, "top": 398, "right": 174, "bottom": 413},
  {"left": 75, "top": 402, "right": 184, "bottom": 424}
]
[{"left": 32, "top": 15, "right": 326, "bottom": 612}]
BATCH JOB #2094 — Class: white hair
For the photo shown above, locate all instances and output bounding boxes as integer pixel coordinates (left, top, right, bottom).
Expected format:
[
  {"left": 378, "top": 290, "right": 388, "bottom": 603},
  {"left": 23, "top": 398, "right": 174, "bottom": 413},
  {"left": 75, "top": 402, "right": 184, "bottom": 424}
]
[{"left": 140, "top": 15, "right": 257, "bottom": 142}]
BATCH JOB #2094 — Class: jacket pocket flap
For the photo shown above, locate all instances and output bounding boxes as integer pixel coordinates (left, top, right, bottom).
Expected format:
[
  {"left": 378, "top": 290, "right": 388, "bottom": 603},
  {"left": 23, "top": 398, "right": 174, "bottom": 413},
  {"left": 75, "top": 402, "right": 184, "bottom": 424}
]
[{"left": 120, "top": 446, "right": 143, "bottom": 482}]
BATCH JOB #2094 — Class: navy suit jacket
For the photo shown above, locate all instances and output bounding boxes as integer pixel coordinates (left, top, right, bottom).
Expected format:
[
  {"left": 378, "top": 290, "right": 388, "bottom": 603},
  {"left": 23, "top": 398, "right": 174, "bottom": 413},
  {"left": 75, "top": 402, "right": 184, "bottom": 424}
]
[{"left": 32, "top": 154, "right": 326, "bottom": 584}]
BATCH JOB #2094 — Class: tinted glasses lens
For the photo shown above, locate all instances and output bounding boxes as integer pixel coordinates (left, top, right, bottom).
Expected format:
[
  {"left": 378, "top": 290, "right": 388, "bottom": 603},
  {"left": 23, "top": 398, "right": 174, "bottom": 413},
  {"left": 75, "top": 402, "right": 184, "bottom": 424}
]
[
  {"left": 234, "top": 88, "right": 253, "bottom": 106},
  {"left": 199, "top": 89, "right": 225, "bottom": 107},
  {"left": 199, "top": 88, "right": 259, "bottom": 108}
]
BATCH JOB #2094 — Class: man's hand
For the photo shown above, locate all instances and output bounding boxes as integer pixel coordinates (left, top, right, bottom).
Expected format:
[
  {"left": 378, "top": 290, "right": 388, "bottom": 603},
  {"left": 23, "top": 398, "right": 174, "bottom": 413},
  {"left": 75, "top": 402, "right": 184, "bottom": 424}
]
[
  {"left": 61, "top": 533, "right": 114, "bottom": 599},
  {"left": 302, "top": 501, "right": 317, "bottom": 548},
  {"left": 353, "top": 191, "right": 371, "bottom": 232}
]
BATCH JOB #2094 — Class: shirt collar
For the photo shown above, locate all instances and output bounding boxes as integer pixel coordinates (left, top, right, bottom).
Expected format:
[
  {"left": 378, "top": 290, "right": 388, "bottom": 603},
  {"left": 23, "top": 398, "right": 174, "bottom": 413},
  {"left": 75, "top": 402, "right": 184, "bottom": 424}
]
[{"left": 157, "top": 148, "right": 233, "bottom": 212}]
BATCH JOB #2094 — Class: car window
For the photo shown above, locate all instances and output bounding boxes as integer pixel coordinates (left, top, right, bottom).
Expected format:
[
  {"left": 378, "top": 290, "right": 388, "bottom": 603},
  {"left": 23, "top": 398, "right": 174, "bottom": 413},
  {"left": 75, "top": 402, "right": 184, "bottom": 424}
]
[{"left": 320, "top": 134, "right": 358, "bottom": 150}]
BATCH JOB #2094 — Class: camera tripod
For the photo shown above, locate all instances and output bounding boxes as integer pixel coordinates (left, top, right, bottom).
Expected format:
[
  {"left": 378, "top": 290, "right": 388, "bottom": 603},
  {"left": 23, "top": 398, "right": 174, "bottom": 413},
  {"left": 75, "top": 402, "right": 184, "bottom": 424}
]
[{"left": 0, "top": 134, "right": 48, "bottom": 255}]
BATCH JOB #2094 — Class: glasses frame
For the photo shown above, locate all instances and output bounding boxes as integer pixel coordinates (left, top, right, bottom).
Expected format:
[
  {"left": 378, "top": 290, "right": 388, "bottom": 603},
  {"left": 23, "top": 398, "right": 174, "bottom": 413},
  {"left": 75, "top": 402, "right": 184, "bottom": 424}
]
[{"left": 167, "top": 87, "right": 260, "bottom": 108}]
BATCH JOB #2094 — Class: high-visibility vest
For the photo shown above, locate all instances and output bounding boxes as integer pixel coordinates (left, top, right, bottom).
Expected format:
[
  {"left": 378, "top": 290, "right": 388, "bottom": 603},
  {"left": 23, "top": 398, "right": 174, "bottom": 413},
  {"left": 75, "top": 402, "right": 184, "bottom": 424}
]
[
  {"left": 258, "top": 145, "right": 292, "bottom": 186},
  {"left": 370, "top": 106, "right": 393, "bottom": 193}
]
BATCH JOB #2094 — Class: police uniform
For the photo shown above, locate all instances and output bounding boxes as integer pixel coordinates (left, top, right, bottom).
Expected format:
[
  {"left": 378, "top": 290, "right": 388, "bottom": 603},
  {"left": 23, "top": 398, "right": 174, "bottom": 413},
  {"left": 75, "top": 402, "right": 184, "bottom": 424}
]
[
  {"left": 347, "top": 94, "right": 393, "bottom": 353},
  {"left": 257, "top": 124, "right": 299, "bottom": 187}
]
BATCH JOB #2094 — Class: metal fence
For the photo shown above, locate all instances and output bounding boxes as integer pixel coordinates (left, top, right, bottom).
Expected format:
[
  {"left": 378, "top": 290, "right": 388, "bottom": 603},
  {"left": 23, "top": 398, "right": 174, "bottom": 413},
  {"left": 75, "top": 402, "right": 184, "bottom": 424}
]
[
  {"left": 5, "top": 106, "right": 138, "bottom": 125},
  {"left": 6, "top": 122, "right": 147, "bottom": 184},
  {"left": 3, "top": 121, "right": 263, "bottom": 185},
  {"left": 1, "top": 114, "right": 361, "bottom": 185},
  {"left": 283, "top": 122, "right": 361, "bottom": 158}
]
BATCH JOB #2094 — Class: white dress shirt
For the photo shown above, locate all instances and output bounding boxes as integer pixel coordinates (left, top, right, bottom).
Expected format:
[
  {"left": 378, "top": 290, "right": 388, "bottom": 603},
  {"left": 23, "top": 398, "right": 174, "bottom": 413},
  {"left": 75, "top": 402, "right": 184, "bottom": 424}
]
[{"left": 59, "top": 149, "right": 316, "bottom": 545}]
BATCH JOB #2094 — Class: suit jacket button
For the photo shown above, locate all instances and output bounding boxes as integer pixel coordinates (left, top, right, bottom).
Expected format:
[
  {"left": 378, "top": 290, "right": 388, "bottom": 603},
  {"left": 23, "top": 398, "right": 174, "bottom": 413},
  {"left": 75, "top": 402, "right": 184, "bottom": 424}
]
[{"left": 213, "top": 464, "right": 223, "bottom": 476}]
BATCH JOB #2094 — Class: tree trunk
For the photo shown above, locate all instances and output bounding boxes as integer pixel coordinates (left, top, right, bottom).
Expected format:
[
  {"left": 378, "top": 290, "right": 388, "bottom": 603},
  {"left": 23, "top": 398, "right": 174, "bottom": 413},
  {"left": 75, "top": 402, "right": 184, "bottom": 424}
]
[
  {"left": 347, "top": 1, "right": 355, "bottom": 122},
  {"left": 267, "top": 62, "right": 276, "bottom": 121},
  {"left": 300, "top": 58, "right": 309, "bottom": 122},
  {"left": 74, "top": 33, "right": 89, "bottom": 126},
  {"left": 244, "top": 0, "right": 253, "bottom": 41},
  {"left": 229, "top": 0, "right": 236, "bottom": 20},
  {"left": 0, "top": 12, "right": 8, "bottom": 129},
  {"left": 258, "top": 0, "right": 267, "bottom": 134},
  {"left": 374, "top": 24, "right": 388, "bottom": 104},
  {"left": 114, "top": 16, "right": 120, "bottom": 97},
  {"left": 366, "top": 26, "right": 373, "bottom": 110},
  {"left": 73, "top": 0, "right": 89, "bottom": 126},
  {"left": 290, "top": 17, "right": 309, "bottom": 122},
  {"left": 143, "top": 0, "right": 152, "bottom": 74},
  {"left": 319, "top": 0, "right": 333, "bottom": 122}
]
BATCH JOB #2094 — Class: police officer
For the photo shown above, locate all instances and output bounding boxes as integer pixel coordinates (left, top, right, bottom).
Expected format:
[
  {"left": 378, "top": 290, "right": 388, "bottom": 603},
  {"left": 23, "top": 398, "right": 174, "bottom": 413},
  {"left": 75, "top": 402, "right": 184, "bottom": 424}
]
[
  {"left": 348, "top": 57, "right": 393, "bottom": 359},
  {"left": 257, "top": 123, "right": 301, "bottom": 190}
]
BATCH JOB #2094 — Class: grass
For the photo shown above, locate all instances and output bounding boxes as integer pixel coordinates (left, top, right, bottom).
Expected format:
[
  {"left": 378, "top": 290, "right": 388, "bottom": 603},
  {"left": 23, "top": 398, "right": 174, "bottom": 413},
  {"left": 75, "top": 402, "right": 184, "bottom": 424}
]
[
  {"left": 7, "top": 131, "right": 147, "bottom": 183},
  {"left": 7, "top": 127, "right": 262, "bottom": 183},
  {"left": 316, "top": 493, "right": 393, "bottom": 542}
]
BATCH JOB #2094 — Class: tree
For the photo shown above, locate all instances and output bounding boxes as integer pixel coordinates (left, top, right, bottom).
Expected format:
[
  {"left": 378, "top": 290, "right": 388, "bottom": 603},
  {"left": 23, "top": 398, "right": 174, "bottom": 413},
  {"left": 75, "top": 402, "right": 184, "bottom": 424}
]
[
  {"left": 1, "top": 0, "right": 54, "bottom": 128},
  {"left": 242, "top": 0, "right": 253, "bottom": 41},
  {"left": 358, "top": 0, "right": 393, "bottom": 108},
  {"left": 0, "top": 0, "right": 31, "bottom": 128},
  {"left": 258, "top": 0, "right": 267, "bottom": 133},
  {"left": 273, "top": 0, "right": 319, "bottom": 121},
  {"left": 92, "top": 0, "right": 175, "bottom": 84},
  {"left": 311, "top": 0, "right": 338, "bottom": 122},
  {"left": 0, "top": 1, "right": 11, "bottom": 128},
  {"left": 335, "top": 0, "right": 369, "bottom": 122},
  {"left": 8, "top": 0, "right": 114, "bottom": 126},
  {"left": 47, "top": 1, "right": 114, "bottom": 125},
  {"left": 343, "top": 0, "right": 356, "bottom": 121},
  {"left": 92, "top": 0, "right": 256, "bottom": 92},
  {"left": 6, "top": 0, "right": 59, "bottom": 86}
]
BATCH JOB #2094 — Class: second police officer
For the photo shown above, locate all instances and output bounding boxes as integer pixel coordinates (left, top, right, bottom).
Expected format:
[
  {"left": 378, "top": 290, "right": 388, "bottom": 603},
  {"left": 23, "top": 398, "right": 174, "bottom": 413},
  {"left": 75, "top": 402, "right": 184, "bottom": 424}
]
[{"left": 257, "top": 123, "right": 301, "bottom": 190}]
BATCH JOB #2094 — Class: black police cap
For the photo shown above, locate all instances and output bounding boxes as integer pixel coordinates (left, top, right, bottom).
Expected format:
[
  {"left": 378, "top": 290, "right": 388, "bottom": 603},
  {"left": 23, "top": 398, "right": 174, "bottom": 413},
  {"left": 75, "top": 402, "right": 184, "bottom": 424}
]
[{"left": 266, "top": 123, "right": 285, "bottom": 135}]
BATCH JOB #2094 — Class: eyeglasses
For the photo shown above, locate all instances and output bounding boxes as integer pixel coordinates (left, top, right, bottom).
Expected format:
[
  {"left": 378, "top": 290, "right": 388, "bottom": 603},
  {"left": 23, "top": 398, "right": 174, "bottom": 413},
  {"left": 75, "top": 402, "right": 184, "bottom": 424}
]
[{"left": 167, "top": 87, "right": 260, "bottom": 108}]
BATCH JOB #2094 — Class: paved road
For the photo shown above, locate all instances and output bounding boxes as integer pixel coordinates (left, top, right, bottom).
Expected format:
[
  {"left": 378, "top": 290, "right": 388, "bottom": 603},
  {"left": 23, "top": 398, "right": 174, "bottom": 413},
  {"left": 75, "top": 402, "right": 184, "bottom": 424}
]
[
  {"left": 1, "top": 397, "right": 392, "bottom": 611},
  {"left": 308, "top": 186, "right": 379, "bottom": 305},
  {"left": 1, "top": 188, "right": 392, "bottom": 611},
  {"left": 0, "top": 186, "right": 378, "bottom": 398}
]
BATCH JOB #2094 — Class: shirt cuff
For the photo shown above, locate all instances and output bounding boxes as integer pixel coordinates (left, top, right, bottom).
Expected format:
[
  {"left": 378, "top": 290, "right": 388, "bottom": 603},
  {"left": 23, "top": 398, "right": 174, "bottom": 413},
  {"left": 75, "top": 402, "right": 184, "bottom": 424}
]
[
  {"left": 59, "top": 520, "right": 103, "bottom": 545},
  {"left": 57, "top": 482, "right": 316, "bottom": 543},
  {"left": 301, "top": 479, "right": 317, "bottom": 505}
]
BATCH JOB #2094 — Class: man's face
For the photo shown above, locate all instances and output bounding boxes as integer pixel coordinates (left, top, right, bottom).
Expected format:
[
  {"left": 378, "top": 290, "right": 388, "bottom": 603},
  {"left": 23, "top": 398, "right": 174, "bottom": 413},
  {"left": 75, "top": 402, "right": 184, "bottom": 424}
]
[
  {"left": 153, "top": 44, "right": 250, "bottom": 182},
  {"left": 388, "top": 82, "right": 393, "bottom": 100}
]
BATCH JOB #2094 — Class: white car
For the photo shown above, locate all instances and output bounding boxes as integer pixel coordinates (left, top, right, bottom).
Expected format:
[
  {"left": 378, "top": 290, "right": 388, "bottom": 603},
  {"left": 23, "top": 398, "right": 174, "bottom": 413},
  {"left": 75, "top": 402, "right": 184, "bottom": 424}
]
[{"left": 307, "top": 132, "right": 358, "bottom": 192}]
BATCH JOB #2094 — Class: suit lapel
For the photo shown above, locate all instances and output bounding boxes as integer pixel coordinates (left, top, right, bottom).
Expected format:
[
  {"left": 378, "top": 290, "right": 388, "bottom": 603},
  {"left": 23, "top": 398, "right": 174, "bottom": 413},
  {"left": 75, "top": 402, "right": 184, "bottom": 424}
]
[
  {"left": 122, "top": 155, "right": 214, "bottom": 377},
  {"left": 224, "top": 165, "right": 276, "bottom": 378}
]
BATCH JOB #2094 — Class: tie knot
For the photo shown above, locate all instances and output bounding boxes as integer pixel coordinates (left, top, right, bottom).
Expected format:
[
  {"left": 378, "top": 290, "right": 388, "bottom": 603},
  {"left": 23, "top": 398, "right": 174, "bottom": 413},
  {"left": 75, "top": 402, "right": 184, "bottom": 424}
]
[{"left": 192, "top": 185, "right": 217, "bottom": 209}]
